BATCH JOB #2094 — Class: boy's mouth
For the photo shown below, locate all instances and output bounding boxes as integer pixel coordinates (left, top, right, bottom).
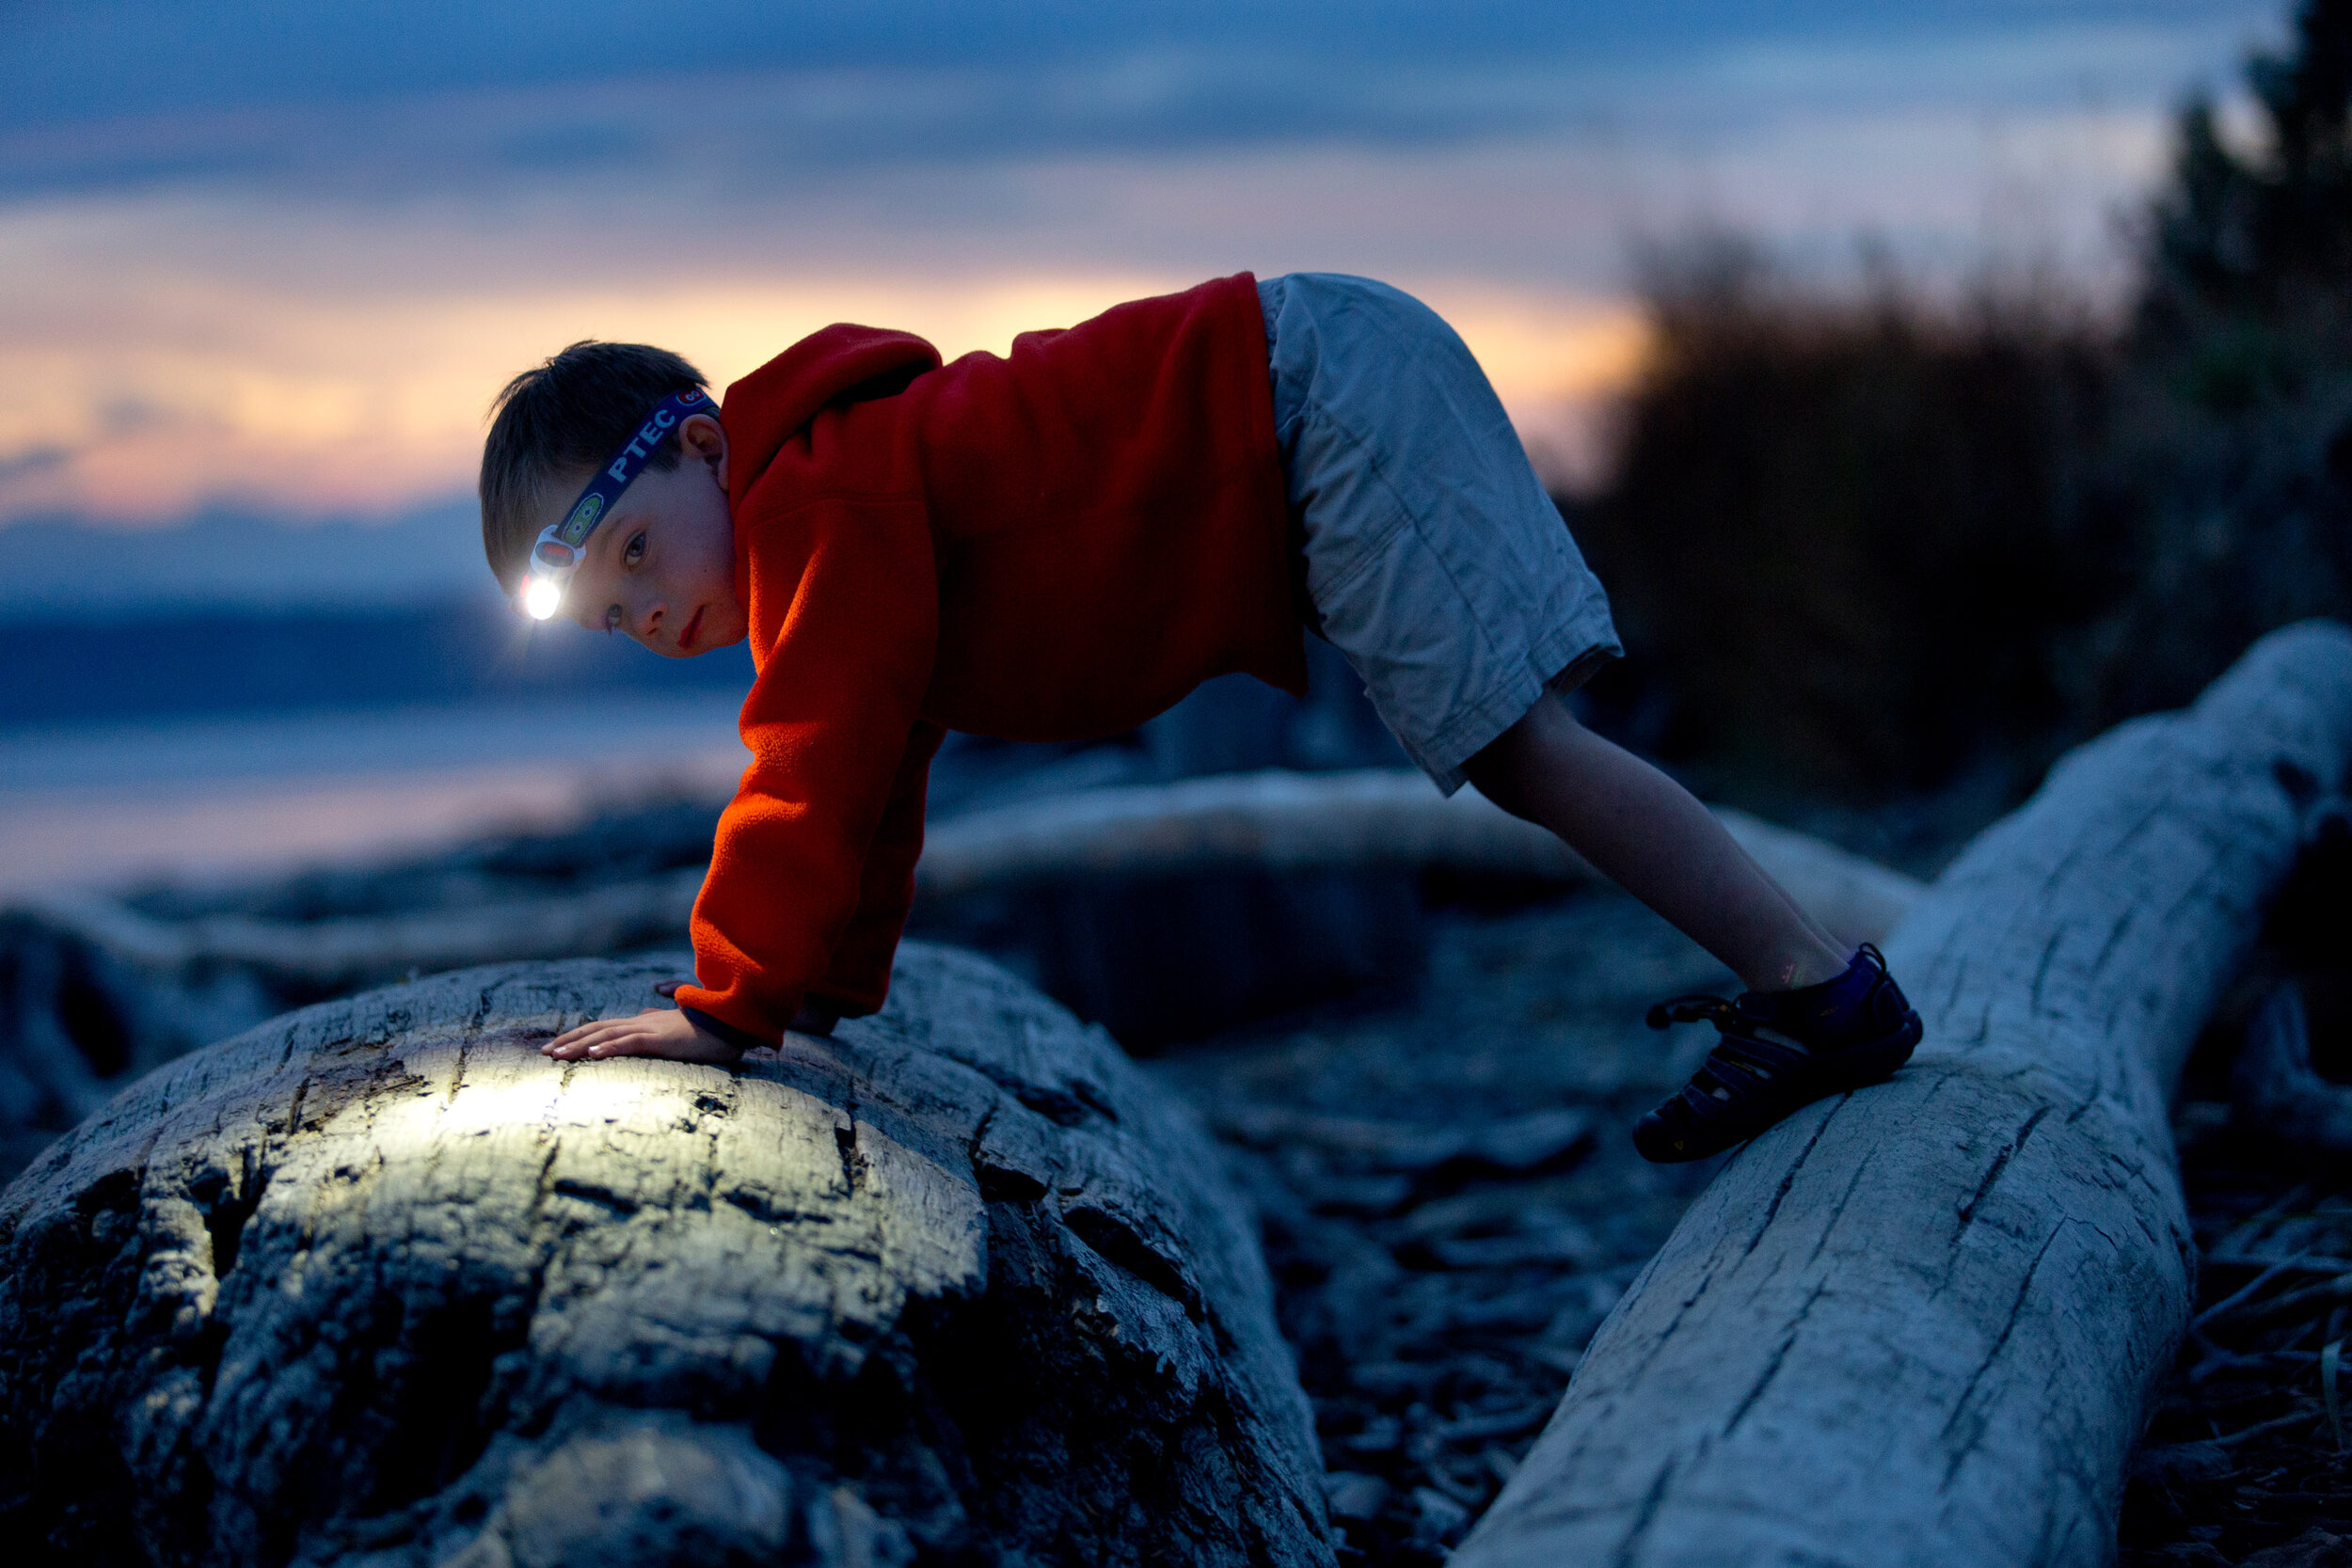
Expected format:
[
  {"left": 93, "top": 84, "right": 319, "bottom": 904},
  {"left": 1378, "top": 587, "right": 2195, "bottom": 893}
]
[{"left": 676, "top": 606, "right": 705, "bottom": 652}]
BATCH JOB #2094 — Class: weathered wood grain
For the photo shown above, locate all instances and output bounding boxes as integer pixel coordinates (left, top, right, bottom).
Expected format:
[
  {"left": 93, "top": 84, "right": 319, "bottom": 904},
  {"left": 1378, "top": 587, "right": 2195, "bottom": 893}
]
[
  {"left": 0, "top": 942, "right": 1331, "bottom": 1568},
  {"left": 1454, "top": 620, "right": 2352, "bottom": 1568}
]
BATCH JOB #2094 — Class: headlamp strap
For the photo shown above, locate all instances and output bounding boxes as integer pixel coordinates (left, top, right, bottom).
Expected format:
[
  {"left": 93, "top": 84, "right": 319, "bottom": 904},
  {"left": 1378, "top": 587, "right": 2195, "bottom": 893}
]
[{"left": 536, "top": 387, "right": 717, "bottom": 569}]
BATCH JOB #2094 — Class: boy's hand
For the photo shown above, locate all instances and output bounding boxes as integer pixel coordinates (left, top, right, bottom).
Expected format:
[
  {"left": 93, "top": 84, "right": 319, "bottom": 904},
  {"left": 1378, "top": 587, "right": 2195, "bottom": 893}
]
[{"left": 542, "top": 1000, "right": 742, "bottom": 1064}]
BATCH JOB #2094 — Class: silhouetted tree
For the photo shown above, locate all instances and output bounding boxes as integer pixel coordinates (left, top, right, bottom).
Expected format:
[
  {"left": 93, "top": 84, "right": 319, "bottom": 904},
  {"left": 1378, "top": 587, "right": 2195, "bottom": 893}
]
[
  {"left": 2149, "top": 0, "right": 2352, "bottom": 330},
  {"left": 2085, "top": 0, "right": 2352, "bottom": 723},
  {"left": 1579, "top": 0, "right": 2352, "bottom": 808}
]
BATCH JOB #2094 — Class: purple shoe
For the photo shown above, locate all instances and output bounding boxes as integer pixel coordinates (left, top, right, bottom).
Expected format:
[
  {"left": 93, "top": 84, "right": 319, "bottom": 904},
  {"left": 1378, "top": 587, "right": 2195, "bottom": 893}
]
[{"left": 1632, "top": 943, "right": 1922, "bottom": 1164}]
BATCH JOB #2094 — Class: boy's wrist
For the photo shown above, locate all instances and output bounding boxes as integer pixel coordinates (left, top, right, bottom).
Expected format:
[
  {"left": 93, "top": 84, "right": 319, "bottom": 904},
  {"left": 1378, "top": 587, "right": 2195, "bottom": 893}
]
[
  {"left": 682, "top": 1006, "right": 772, "bottom": 1053},
  {"left": 678, "top": 1001, "right": 840, "bottom": 1049}
]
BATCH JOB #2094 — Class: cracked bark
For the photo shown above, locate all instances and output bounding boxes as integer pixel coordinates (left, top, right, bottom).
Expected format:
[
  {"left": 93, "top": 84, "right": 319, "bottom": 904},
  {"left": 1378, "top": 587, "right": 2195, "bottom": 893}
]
[
  {"left": 0, "top": 942, "right": 1331, "bottom": 1568},
  {"left": 1453, "top": 621, "right": 2352, "bottom": 1568}
]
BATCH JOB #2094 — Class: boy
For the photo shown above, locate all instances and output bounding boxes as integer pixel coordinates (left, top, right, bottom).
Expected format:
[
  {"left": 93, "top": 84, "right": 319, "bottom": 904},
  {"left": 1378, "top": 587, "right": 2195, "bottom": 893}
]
[{"left": 485, "top": 274, "right": 1920, "bottom": 1162}]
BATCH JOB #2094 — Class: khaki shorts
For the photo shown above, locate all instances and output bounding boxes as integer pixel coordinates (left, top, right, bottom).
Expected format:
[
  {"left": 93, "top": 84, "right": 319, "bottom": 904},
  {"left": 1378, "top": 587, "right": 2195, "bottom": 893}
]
[{"left": 1261, "top": 274, "right": 1623, "bottom": 794}]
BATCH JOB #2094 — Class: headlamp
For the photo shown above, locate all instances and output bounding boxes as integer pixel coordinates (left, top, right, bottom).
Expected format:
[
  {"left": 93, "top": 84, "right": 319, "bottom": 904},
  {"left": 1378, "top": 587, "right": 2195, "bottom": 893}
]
[{"left": 517, "top": 387, "right": 716, "bottom": 620}]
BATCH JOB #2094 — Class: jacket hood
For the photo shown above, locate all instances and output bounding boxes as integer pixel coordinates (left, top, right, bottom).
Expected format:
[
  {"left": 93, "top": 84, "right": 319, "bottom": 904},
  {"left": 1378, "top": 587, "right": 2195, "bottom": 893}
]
[{"left": 719, "top": 324, "right": 943, "bottom": 496}]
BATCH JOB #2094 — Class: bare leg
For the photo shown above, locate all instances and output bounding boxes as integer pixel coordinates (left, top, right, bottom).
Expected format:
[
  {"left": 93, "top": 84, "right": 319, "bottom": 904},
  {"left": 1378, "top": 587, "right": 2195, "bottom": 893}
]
[{"left": 1461, "top": 693, "right": 1849, "bottom": 993}]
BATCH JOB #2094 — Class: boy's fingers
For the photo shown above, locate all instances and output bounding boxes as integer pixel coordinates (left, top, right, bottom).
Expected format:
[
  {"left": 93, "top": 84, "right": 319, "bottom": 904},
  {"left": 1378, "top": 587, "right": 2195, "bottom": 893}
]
[
  {"left": 584, "top": 1025, "right": 681, "bottom": 1058},
  {"left": 553, "top": 1029, "right": 653, "bottom": 1060},
  {"left": 585, "top": 1037, "right": 652, "bottom": 1058},
  {"left": 541, "top": 1013, "right": 660, "bottom": 1055},
  {"left": 536, "top": 1006, "right": 735, "bottom": 1065},
  {"left": 547, "top": 1006, "right": 667, "bottom": 1038}
]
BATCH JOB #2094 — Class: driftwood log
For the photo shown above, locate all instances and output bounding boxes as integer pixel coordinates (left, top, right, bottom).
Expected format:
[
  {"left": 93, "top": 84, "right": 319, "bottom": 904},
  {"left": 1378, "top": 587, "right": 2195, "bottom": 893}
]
[
  {"left": 0, "top": 942, "right": 1331, "bottom": 1567},
  {"left": 1454, "top": 619, "right": 2352, "bottom": 1567},
  {"left": 917, "top": 769, "right": 1921, "bottom": 948}
]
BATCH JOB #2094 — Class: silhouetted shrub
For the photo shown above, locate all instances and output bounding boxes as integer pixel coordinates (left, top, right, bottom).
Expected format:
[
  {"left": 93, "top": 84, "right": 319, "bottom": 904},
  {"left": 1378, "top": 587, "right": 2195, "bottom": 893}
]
[{"left": 1572, "top": 245, "right": 2123, "bottom": 798}]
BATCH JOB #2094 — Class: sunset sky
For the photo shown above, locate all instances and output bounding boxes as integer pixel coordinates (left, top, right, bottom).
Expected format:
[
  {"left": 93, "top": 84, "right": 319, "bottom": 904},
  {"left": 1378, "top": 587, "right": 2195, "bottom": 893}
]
[{"left": 1, "top": 1, "right": 2281, "bottom": 561}]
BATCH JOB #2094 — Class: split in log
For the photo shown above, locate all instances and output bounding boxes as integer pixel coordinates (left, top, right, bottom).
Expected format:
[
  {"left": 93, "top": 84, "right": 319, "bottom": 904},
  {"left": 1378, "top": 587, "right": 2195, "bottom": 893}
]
[
  {"left": 0, "top": 942, "right": 1332, "bottom": 1567},
  {"left": 2233, "top": 982, "right": 2352, "bottom": 1158},
  {"left": 2232, "top": 793, "right": 2352, "bottom": 1160},
  {"left": 1453, "top": 619, "right": 2352, "bottom": 1567}
]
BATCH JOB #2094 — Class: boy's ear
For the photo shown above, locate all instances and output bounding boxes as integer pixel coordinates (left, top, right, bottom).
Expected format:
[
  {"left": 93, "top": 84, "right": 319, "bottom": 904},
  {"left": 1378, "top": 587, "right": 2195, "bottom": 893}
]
[{"left": 680, "top": 411, "right": 727, "bottom": 490}]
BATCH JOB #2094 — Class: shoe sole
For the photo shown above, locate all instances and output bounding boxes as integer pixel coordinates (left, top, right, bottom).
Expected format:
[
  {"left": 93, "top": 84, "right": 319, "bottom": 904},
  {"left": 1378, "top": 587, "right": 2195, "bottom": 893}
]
[{"left": 1632, "top": 1013, "right": 1924, "bottom": 1164}]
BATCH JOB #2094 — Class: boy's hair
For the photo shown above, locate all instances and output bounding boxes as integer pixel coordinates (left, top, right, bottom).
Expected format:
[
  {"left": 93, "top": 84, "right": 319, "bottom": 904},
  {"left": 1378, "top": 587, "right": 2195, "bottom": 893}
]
[{"left": 480, "top": 341, "right": 710, "bottom": 594}]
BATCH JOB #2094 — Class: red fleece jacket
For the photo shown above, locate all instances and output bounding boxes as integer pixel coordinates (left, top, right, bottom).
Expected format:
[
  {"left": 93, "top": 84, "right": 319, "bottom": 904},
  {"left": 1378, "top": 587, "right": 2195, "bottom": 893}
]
[{"left": 672, "top": 273, "right": 1305, "bottom": 1044}]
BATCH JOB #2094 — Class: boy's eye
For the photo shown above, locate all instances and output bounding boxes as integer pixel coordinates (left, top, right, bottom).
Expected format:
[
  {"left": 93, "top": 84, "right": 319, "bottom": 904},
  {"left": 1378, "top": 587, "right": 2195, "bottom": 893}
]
[
  {"left": 604, "top": 604, "right": 623, "bottom": 633},
  {"left": 623, "top": 531, "right": 646, "bottom": 565}
]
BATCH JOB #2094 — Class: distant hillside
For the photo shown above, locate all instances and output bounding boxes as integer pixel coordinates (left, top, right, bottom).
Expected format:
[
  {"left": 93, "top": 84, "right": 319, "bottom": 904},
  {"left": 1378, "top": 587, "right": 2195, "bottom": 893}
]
[
  {"left": 0, "top": 503, "right": 487, "bottom": 616},
  {"left": 0, "top": 598, "right": 753, "bottom": 727},
  {"left": 0, "top": 502, "right": 759, "bottom": 726}
]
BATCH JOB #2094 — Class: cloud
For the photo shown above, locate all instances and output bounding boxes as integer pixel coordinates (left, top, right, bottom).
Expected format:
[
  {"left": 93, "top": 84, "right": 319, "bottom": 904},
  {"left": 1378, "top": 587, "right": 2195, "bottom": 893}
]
[{"left": 0, "top": 444, "right": 70, "bottom": 485}]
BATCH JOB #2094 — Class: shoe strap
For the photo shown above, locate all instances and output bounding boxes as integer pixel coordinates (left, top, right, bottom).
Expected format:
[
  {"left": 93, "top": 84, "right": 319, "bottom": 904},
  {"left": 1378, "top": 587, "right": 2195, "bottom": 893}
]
[
  {"left": 1646, "top": 993, "right": 1738, "bottom": 1030},
  {"left": 1709, "top": 1033, "right": 1809, "bottom": 1078}
]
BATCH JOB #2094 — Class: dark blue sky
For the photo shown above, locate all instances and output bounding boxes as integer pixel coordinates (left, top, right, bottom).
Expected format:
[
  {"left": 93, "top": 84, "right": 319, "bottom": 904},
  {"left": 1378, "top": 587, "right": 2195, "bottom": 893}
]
[
  {"left": 8, "top": 2, "right": 2265, "bottom": 117},
  {"left": 3, "top": 2, "right": 2280, "bottom": 201}
]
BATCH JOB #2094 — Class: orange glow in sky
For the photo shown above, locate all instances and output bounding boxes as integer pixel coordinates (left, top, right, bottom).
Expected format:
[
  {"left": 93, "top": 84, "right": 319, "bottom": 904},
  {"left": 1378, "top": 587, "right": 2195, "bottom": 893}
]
[{"left": 0, "top": 201, "right": 1647, "bottom": 525}]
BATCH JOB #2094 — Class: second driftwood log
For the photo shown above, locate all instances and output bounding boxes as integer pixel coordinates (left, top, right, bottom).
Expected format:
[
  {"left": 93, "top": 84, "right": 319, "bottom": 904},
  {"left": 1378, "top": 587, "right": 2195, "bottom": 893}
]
[
  {"left": 1454, "top": 620, "right": 2352, "bottom": 1566},
  {"left": 16, "top": 770, "right": 1921, "bottom": 998}
]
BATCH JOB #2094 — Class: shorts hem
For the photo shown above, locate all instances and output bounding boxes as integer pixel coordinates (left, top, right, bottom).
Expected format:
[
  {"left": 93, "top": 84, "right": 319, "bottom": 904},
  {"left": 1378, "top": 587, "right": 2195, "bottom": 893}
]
[{"left": 1408, "top": 633, "right": 1624, "bottom": 796}]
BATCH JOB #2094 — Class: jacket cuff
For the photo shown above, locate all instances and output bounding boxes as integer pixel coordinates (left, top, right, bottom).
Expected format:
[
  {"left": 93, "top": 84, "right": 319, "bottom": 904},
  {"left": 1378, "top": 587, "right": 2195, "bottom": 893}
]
[
  {"left": 681, "top": 998, "right": 850, "bottom": 1052},
  {"left": 682, "top": 1007, "right": 775, "bottom": 1053}
]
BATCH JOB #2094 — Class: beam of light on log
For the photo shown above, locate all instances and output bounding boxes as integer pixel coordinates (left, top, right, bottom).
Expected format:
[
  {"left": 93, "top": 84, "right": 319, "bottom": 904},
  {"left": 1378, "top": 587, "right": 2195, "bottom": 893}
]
[
  {"left": 14, "top": 771, "right": 1916, "bottom": 999},
  {"left": 1452, "top": 620, "right": 2352, "bottom": 1568}
]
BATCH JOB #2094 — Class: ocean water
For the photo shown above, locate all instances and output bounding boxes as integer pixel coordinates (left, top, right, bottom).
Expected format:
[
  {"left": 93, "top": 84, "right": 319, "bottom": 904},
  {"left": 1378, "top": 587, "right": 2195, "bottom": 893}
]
[
  {"left": 0, "top": 594, "right": 760, "bottom": 895},
  {"left": 0, "top": 595, "right": 754, "bottom": 728},
  {"left": 0, "top": 595, "right": 1407, "bottom": 898}
]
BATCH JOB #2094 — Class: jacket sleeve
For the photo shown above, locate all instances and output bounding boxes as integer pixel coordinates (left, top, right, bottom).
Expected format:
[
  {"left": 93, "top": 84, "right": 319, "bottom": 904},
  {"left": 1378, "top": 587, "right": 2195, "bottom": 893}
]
[
  {"left": 673, "top": 494, "right": 938, "bottom": 1044},
  {"left": 814, "top": 719, "right": 945, "bottom": 1013}
]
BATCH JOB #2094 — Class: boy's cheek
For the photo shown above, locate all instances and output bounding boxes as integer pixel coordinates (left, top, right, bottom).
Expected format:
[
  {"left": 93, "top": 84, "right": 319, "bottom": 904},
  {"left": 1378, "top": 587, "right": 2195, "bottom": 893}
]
[{"left": 707, "top": 603, "right": 752, "bottom": 648}]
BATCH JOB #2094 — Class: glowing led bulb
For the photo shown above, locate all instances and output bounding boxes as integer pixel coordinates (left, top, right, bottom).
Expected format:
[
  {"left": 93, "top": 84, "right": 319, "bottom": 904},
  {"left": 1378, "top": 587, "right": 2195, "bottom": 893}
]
[{"left": 522, "top": 578, "right": 564, "bottom": 620}]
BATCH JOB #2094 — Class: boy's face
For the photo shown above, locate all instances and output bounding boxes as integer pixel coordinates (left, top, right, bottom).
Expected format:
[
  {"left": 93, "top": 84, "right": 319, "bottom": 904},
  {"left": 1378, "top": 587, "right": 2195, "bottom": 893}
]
[{"left": 542, "top": 412, "right": 746, "bottom": 657}]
